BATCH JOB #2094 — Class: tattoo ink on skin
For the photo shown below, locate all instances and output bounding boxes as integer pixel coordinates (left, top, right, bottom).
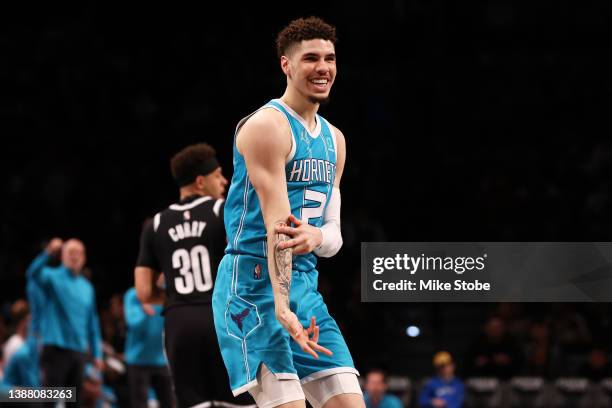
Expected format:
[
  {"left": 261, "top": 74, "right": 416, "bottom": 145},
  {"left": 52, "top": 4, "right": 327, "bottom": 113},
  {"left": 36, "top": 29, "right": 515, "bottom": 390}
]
[{"left": 274, "top": 221, "right": 292, "bottom": 309}]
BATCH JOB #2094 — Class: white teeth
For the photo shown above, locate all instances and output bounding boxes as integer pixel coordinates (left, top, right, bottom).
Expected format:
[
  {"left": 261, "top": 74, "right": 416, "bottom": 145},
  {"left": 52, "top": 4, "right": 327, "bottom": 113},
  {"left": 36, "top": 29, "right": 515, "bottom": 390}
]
[{"left": 311, "top": 79, "right": 328, "bottom": 84}]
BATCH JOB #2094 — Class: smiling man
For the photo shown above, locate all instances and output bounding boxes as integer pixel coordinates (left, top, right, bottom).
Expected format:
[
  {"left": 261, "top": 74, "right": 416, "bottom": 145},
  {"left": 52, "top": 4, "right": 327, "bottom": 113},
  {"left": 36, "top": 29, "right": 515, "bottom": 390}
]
[{"left": 212, "top": 17, "right": 365, "bottom": 408}]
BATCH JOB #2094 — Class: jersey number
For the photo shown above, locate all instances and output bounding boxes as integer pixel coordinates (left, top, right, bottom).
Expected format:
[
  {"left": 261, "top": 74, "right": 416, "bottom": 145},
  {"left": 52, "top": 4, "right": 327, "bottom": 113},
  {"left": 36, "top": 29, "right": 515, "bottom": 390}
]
[
  {"left": 301, "top": 189, "right": 327, "bottom": 225},
  {"left": 172, "top": 245, "right": 213, "bottom": 294}
]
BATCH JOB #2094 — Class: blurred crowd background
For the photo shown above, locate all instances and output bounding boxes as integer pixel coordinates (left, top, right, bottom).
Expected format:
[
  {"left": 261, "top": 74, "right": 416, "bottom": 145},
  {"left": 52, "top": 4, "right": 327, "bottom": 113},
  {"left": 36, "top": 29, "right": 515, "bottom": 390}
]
[{"left": 2, "top": 1, "right": 612, "bottom": 406}]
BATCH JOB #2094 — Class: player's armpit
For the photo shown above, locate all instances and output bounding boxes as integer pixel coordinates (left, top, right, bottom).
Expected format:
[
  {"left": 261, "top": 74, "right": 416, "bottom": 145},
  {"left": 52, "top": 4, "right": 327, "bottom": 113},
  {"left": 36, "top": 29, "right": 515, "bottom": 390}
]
[{"left": 134, "top": 266, "right": 164, "bottom": 304}]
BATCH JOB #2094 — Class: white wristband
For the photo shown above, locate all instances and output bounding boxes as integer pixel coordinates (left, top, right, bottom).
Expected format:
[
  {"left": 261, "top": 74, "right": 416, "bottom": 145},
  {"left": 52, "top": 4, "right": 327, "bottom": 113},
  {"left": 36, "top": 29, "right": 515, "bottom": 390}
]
[{"left": 314, "top": 187, "right": 342, "bottom": 258}]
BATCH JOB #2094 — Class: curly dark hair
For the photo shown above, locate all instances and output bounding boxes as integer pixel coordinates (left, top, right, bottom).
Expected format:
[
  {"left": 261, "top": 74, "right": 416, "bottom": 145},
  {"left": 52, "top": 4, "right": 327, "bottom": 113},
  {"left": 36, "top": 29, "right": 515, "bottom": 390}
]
[
  {"left": 170, "top": 143, "right": 218, "bottom": 186},
  {"left": 276, "top": 16, "right": 337, "bottom": 58}
]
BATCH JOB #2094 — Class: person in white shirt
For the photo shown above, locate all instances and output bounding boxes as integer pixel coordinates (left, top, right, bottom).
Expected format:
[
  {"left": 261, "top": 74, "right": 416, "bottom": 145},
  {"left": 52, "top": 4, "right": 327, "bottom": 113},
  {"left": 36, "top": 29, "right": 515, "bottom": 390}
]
[{"left": 2, "top": 300, "right": 29, "bottom": 367}]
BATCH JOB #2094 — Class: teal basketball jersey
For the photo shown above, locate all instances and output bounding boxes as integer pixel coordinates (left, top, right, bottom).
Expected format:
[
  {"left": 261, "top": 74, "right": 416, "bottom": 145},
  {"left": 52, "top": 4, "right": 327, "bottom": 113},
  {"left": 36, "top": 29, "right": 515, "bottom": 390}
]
[{"left": 224, "top": 99, "right": 337, "bottom": 272}]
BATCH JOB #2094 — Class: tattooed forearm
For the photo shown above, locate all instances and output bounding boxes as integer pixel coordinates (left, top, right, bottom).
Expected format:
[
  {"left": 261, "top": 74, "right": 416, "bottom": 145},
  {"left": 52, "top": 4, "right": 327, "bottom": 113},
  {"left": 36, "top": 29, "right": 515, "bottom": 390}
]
[{"left": 274, "top": 222, "right": 292, "bottom": 309}]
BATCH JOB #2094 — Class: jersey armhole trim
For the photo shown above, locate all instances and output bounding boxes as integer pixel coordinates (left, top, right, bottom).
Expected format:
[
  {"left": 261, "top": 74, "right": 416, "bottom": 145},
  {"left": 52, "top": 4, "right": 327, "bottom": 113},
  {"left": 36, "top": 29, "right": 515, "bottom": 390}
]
[
  {"left": 320, "top": 117, "right": 338, "bottom": 162},
  {"left": 234, "top": 105, "right": 296, "bottom": 164},
  {"left": 153, "top": 213, "right": 161, "bottom": 232},
  {"left": 213, "top": 199, "right": 224, "bottom": 217},
  {"left": 262, "top": 105, "right": 297, "bottom": 164}
]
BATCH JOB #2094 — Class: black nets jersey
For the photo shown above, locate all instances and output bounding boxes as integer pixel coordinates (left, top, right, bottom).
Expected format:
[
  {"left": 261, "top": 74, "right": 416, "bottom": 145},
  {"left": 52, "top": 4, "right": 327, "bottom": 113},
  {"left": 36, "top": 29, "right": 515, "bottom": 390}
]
[{"left": 136, "top": 195, "right": 225, "bottom": 310}]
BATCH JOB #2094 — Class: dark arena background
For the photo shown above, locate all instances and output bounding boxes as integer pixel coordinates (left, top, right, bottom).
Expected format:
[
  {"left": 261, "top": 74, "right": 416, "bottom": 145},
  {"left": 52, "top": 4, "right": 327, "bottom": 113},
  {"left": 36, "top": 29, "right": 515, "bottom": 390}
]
[{"left": 2, "top": 1, "right": 612, "bottom": 407}]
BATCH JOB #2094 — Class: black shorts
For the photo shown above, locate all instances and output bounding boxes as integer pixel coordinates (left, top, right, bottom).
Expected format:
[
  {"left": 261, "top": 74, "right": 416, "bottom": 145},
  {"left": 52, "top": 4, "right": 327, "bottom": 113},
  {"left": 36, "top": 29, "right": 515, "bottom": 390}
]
[{"left": 164, "top": 304, "right": 255, "bottom": 408}]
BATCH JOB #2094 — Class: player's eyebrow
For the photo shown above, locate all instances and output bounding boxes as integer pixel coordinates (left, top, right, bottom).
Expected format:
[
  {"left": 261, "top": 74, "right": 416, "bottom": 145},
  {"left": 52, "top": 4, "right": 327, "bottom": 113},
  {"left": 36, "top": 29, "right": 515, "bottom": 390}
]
[{"left": 302, "top": 52, "right": 336, "bottom": 59}]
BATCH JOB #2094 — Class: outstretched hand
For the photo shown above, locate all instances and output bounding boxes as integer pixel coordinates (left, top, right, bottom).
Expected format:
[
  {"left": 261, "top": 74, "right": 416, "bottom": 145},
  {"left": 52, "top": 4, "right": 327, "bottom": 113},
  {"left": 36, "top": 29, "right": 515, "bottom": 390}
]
[
  {"left": 46, "top": 238, "right": 63, "bottom": 257},
  {"left": 275, "top": 214, "right": 322, "bottom": 255},
  {"left": 277, "top": 311, "right": 332, "bottom": 359}
]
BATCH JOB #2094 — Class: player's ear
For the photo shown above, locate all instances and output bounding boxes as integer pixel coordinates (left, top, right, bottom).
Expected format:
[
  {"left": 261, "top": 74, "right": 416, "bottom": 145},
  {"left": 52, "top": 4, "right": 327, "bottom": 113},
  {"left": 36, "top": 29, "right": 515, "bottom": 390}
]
[
  {"left": 280, "top": 55, "right": 290, "bottom": 77},
  {"left": 195, "top": 174, "right": 206, "bottom": 190}
]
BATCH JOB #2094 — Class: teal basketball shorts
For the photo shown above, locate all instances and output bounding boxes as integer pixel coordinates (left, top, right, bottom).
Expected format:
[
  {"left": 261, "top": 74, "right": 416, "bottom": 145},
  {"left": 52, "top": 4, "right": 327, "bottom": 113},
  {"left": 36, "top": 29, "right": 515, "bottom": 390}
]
[{"left": 212, "top": 254, "right": 358, "bottom": 396}]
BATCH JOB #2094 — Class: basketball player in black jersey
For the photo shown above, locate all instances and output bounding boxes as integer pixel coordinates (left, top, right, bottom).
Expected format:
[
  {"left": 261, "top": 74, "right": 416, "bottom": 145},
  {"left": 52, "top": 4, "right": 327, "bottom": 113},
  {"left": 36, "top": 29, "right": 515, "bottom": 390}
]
[{"left": 135, "top": 143, "right": 255, "bottom": 408}]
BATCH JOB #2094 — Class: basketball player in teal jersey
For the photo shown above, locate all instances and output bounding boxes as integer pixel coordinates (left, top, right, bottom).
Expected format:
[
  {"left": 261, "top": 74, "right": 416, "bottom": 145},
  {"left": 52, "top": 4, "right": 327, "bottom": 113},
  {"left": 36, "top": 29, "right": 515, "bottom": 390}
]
[{"left": 212, "top": 17, "right": 365, "bottom": 408}]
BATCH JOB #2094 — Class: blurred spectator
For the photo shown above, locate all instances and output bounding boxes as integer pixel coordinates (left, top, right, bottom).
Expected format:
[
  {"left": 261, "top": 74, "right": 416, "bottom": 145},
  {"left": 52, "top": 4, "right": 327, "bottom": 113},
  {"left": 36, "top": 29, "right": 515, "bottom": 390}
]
[
  {"left": 524, "top": 319, "right": 551, "bottom": 376},
  {"left": 124, "top": 287, "right": 173, "bottom": 408},
  {"left": 583, "top": 303, "right": 612, "bottom": 347},
  {"left": 494, "top": 303, "right": 529, "bottom": 341},
  {"left": 551, "top": 304, "right": 592, "bottom": 354},
  {"left": 465, "top": 316, "right": 522, "bottom": 379},
  {"left": 2, "top": 335, "right": 39, "bottom": 387},
  {"left": 99, "top": 292, "right": 130, "bottom": 406},
  {"left": 27, "top": 237, "right": 103, "bottom": 404},
  {"left": 81, "top": 363, "right": 104, "bottom": 408},
  {"left": 100, "top": 340, "right": 130, "bottom": 408},
  {"left": 549, "top": 304, "right": 592, "bottom": 375},
  {"left": 364, "top": 368, "right": 403, "bottom": 408},
  {"left": 578, "top": 347, "right": 612, "bottom": 381},
  {"left": 101, "top": 294, "right": 126, "bottom": 356},
  {"left": 419, "top": 351, "right": 464, "bottom": 408},
  {"left": 2, "top": 299, "right": 29, "bottom": 367}
]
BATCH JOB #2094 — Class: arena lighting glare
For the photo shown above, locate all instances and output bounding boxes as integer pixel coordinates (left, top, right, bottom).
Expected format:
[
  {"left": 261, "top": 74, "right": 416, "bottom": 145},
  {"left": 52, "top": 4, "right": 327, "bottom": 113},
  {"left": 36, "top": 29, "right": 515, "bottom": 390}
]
[{"left": 406, "top": 325, "right": 420, "bottom": 337}]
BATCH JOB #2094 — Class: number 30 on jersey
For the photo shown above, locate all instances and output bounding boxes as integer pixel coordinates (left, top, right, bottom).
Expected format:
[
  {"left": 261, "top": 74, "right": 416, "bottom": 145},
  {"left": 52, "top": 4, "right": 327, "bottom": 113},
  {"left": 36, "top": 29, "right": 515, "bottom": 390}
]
[{"left": 172, "top": 245, "right": 213, "bottom": 294}]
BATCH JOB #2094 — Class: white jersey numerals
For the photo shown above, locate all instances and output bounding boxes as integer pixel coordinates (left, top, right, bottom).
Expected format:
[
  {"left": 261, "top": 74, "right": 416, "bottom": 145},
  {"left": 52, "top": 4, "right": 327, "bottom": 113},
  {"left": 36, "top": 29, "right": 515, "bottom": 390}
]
[
  {"left": 172, "top": 245, "right": 213, "bottom": 294},
  {"left": 301, "top": 189, "right": 327, "bottom": 225}
]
